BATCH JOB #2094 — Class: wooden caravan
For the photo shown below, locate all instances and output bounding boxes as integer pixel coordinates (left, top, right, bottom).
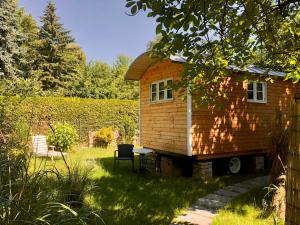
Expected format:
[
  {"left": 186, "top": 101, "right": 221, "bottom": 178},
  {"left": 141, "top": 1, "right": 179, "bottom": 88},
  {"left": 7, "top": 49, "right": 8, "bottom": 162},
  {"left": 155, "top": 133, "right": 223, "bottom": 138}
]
[{"left": 125, "top": 52, "right": 300, "bottom": 176}]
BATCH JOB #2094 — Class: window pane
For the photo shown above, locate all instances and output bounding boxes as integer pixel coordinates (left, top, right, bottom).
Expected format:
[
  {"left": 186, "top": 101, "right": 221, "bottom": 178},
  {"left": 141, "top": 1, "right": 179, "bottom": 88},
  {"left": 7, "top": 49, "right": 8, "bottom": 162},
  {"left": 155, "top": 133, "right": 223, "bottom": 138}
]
[
  {"left": 159, "top": 91, "right": 164, "bottom": 100},
  {"left": 257, "top": 83, "right": 263, "bottom": 92},
  {"left": 167, "top": 79, "right": 173, "bottom": 87},
  {"left": 248, "top": 91, "right": 254, "bottom": 100},
  {"left": 159, "top": 82, "right": 164, "bottom": 91},
  {"left": 257, "top": 91, "right": 263, "bottom": 100},
  {"left": 151, "top": 92, "right": 157, "bottom": 101},
  {"left": 151, "top": 83, "right": 156, "bottom": 93},
  {"left": 167, "top": 89, "right": 173, "bottom": 99},
  {"left": 248, "top": 82, "right": 254, "bottom": 91}
]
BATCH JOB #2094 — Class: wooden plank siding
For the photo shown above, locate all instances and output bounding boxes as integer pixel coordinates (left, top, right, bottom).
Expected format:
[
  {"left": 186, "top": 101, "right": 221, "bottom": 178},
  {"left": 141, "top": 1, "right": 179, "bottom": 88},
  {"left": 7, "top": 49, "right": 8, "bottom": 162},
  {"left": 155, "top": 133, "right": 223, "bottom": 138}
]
[
  {"left": 140, "top": 60, "right": 300, "bottom": 159},
  {"left": 192, "top": 74, "right": 300, "bottom": 159},
  {"left": 140, "top": 61, "right": 187, "bottom": 154}
]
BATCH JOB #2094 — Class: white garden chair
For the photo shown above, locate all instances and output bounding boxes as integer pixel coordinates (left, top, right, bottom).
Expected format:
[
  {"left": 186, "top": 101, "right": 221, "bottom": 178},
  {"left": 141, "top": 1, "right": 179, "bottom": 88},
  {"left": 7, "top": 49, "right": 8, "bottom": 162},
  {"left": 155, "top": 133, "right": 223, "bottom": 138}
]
[{"left": 32, "top": 135, "right": 67, "bottom": 159}]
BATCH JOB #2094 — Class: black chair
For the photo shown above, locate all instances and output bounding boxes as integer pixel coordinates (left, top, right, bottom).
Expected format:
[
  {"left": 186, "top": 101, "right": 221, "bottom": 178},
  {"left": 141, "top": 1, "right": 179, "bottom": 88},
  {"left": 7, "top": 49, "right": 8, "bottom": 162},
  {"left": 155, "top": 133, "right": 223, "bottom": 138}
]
[{"left": 114, "top": 144, "right": 134, "bottom": 171}]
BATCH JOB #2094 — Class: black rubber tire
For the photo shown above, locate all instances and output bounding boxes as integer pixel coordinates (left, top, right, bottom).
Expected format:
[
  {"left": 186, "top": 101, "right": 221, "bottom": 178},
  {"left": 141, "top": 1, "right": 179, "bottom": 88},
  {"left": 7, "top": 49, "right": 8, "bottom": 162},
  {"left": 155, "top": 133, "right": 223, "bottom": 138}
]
[{"left": 228, "top": 157, "right": 241, "bottom": 174}]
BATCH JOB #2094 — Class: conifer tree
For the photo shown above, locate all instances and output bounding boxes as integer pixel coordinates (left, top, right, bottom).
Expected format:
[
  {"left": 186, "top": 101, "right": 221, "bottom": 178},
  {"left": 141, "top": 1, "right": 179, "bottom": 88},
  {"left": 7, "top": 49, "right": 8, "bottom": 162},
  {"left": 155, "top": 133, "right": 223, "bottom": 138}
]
[
  {"left": 18, "top": 8, "right": 40, "bottom": 78},
  {"left": 38, "top": 1, "right": 75, "bottom": 90},
  {"left": 0, "top": 0, "right": 23, "bottom": 78}
]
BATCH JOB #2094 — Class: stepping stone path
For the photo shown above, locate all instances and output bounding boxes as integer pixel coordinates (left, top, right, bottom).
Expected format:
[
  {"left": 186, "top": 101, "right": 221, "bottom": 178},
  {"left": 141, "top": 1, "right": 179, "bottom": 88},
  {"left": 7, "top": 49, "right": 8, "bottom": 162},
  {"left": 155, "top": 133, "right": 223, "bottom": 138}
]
[{"left": 171, "top": 175, "right": 270, "bottom": 225}]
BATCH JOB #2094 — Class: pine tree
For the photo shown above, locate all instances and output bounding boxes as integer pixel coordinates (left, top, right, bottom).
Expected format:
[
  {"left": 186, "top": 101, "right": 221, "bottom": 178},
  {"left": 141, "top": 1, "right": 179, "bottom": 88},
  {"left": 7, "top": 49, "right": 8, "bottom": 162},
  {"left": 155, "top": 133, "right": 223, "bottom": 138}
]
[
  {"left": 18, "top": 8, "right": 40, "bottom": 78},
  {"left": 0, "top": 0, "right": 23, "bottom": 78},
  {"left": 38, "top": 1, "right": 75, "bottom": 90}
]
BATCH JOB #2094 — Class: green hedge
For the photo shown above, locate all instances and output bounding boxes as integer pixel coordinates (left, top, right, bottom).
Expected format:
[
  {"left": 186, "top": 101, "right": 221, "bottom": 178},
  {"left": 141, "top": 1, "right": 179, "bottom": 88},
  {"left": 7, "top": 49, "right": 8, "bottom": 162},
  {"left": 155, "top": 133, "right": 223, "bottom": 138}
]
[{"left": 13, "top": 97, "right": 138, "bottom": 143}]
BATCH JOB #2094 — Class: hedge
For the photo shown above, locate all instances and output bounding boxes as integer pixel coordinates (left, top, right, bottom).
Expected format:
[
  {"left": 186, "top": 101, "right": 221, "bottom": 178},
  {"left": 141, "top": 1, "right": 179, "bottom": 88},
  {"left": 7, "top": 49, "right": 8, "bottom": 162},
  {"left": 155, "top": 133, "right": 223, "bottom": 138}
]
[{"left": 8, "top": 97, "right": 138, "bottom": 143}]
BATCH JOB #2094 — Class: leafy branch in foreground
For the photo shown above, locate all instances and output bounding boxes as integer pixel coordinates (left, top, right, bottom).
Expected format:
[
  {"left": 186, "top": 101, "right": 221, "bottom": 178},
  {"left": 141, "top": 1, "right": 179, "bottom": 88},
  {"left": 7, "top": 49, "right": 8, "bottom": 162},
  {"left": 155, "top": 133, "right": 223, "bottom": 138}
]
[{"left": 126, "top": 0, "right": 300, "bottom": 104}]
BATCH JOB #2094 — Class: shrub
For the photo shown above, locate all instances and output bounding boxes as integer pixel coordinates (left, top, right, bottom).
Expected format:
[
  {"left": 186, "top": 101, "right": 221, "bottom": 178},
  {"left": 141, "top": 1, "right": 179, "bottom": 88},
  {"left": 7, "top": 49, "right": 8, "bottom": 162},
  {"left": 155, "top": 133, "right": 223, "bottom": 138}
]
[
  {"left": 47, "top": 122, "right": 78, "bottom": 152},
  {"left": 94, "top": 127, "right": 113, "bottom": 147},
  {"left": 16, "top": 97, "right": 138, "bottom": 143}
]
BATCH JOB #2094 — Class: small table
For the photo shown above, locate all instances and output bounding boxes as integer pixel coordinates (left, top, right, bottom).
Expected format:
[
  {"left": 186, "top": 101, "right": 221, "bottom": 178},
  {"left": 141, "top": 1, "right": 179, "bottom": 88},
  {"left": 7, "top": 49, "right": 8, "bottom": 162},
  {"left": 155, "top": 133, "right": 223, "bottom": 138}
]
[{"left": 132, "top": 148, "right": 153, "bottom": 170}]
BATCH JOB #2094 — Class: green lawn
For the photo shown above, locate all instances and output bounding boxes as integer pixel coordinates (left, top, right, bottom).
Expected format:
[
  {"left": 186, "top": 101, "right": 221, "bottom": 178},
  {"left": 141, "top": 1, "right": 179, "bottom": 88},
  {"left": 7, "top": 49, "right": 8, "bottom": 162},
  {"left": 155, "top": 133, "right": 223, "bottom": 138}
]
[
  {"left": 212, "top": 187, "right": 283, "bottom": 225},
  {"left": 34, "top": 147, "right": 268, "bottom": 225}
]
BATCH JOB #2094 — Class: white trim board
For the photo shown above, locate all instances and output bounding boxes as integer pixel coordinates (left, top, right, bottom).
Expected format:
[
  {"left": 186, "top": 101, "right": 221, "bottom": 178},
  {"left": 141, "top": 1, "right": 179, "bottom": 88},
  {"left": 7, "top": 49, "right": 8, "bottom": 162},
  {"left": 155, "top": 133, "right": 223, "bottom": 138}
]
[
  {"left": 186, "top": 93, "right": 192, "bottom": 156},
  {"left": 138, "top": 80, "right": 141, "bottom": 146}
]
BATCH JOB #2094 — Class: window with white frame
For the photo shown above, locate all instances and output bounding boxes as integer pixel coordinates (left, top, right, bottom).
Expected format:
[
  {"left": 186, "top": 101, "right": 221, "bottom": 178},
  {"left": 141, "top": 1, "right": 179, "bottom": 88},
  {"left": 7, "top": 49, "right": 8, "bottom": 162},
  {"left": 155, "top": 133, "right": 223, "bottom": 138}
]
[
  {"left": 150, "top": 79, "right": 173, "bottom": 102},
  {"left": 247, "top": 81, "right": 267, "bottom": 103}
]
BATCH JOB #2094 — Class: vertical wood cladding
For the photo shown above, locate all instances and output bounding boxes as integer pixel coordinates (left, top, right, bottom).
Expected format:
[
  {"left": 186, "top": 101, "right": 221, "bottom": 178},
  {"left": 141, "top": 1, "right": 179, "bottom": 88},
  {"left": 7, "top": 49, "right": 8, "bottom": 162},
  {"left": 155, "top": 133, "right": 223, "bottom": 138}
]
[
  {"left": 140, "top": 61, "right": 300, "bottom": 158},
  {"left": 192, "top": 75, "right": 300, "bottom": 158},
  {"left": 140, "top": 61, "right": 187, "bottom": 154}
]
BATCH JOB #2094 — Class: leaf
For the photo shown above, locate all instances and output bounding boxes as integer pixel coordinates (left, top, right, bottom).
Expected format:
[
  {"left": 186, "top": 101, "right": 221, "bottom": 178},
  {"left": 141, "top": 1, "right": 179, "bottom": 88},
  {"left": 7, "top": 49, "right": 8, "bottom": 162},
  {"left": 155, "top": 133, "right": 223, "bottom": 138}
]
[
  {"left": 156, "top": 24, "right": 162, "bottom": 34},
  {"left": 126, "top": 1, "right": 135, "bottom": 8},
  {"left": 289, "top": 59, "right": 297, "bottom": 65},
  {"left": 131, "top": 5, "right": 138, "bottom": 15}
]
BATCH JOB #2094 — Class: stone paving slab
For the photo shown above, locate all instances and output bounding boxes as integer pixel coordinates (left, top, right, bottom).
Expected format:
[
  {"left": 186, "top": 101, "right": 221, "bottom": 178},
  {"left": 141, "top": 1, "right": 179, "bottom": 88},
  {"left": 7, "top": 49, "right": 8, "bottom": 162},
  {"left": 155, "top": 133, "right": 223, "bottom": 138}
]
[
  {"left": 173, "top": 212, "right": 214, "bottom": 225},
  {"left": 215, "top": 189, "right": 241, "bottom": 198},
  {"left": 223, "top": 185, "right": 249, "bottom": 194},
  {"left": 171, "top": 175, "right": 270, "bottom": 225},
  {"left": 204, "top": 194, "right": 232, "bottom": 203},
  {"left": 196, "top": 198, "right": 226, "bottom": 209}
]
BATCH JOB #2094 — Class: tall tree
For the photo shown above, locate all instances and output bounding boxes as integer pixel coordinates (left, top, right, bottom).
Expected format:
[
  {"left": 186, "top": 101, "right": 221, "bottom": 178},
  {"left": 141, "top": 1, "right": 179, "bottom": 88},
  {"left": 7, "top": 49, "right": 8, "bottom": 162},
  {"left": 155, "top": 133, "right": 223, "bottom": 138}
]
[
  {"left": 0, "top": 0, "right": 23, "bottom": 78},
  {"left": 38, "top": 1, "right": 75, "bottom": 90},
  {"left": 17, "top": 8, "right": 41, "bottom": 78},
  {"left": 69, "top": 60, "right": 114, "bottom": 99},
  {"left": 111, "top": 55, "right": 138, "bottom": 100},
  {"left": 126, "top": 0, "right": 300, "bottom": 104}
]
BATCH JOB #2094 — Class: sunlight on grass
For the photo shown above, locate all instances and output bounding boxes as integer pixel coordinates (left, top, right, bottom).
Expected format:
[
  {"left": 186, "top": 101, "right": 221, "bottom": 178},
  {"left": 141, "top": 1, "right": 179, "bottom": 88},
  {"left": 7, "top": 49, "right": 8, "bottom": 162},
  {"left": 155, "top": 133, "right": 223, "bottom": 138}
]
[
  {"left": 30, "top": 147, "right": 267, "bottom": 225},
  {"left": 212, "top": 187, "right": 284, "bottom": 225}
]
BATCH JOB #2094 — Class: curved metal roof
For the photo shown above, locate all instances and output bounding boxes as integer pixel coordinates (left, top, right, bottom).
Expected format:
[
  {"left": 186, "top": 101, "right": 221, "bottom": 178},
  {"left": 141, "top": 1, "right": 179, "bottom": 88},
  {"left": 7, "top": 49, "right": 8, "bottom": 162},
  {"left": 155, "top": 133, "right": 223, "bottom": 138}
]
[
  {"left": 125, "top": 52, "right": 286, "bottom": 80},
  {"left": 125, "top": 52, "right": 154, "bottom": 80}
]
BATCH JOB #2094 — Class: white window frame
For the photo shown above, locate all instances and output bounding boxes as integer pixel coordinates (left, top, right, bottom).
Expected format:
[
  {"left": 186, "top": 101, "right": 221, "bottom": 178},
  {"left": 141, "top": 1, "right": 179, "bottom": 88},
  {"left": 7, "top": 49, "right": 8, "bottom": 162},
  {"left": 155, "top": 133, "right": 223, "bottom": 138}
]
[
  {"left": 150, "top": 78, "right": 173, "bottom": 103},
  {"left": 247, "top": 81, "right": 267, "bottom": 103}
]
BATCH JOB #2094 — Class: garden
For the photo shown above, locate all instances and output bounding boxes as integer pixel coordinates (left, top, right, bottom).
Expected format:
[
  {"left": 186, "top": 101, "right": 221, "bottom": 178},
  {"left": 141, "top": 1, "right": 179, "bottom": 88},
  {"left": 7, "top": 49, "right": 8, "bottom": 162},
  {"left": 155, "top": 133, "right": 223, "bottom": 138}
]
[{"left": 0, "top": 96, "right": 282, "bottom": 225}]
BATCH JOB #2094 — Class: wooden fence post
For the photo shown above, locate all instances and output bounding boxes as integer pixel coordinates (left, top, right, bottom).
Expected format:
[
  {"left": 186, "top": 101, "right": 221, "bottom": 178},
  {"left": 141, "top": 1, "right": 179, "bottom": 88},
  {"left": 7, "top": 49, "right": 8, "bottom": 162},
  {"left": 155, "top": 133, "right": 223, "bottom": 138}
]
[{"left": 285, "top": 95, "right": 300, "bottom": 225}]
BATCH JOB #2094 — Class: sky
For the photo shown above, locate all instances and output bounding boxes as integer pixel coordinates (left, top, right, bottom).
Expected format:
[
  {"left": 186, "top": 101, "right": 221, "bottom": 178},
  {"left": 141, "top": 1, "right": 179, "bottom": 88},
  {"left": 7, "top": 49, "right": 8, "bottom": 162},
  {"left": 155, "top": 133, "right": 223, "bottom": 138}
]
[{"left": 18, "top": 0, "right": 157, "bottom": 64}]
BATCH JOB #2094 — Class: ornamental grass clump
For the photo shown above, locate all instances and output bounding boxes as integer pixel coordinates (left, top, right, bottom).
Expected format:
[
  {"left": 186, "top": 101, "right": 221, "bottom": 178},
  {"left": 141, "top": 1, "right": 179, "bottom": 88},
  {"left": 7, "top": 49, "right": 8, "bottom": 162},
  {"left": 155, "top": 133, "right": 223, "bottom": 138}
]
[
  {"left": 56, "top": 162, "right": 92, "bottom": 209},
  {"left": 47, "top": 122, "right": 78, "bottom": 152}
]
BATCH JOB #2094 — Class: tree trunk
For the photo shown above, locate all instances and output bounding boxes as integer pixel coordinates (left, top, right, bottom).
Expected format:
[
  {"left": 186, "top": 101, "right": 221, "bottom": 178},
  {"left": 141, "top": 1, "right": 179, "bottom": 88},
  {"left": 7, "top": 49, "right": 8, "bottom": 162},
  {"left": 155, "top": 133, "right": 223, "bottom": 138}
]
[{"left": 285, "top": 95, "right": 300, "bottom": 225}]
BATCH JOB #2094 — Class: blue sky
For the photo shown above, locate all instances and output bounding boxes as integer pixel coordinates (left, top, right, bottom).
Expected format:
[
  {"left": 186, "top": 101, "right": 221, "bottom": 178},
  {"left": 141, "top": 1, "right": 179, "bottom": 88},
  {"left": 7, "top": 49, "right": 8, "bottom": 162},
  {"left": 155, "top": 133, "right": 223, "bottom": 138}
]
[{"left": 18, "top": 0, "right": 157, "bottom": 64}]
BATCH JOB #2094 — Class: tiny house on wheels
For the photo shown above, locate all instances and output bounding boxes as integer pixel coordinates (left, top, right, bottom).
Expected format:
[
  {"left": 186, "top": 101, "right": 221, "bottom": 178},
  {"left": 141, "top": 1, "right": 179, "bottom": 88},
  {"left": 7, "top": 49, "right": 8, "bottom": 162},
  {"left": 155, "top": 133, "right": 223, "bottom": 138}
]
[{"left": 125, "top": 52, "right": 300, "bottom": 178}]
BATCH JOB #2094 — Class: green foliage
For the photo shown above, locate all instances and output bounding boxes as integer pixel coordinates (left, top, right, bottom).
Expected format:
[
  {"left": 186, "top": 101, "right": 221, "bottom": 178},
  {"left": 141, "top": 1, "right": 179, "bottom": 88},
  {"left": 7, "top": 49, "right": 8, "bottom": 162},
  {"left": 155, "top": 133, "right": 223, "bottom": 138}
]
[
  {"left": 1, "top": 3, "right": 137, "bottom": 100},
  {"left": 118, "top": 114, "right": 136, "bottom": 143},
  {"left": 212, "top": 187, "right": 283, "bottom": 225},
  {"left": 94, "top": 127, "right": 114, "bottom": 147},
  {"left": 0, "top": 76, "right": 44, "bottom": 96},
  {"left": 0, "top": 0, "right": 24, "bottom": 78},
  {"left": 110, "top": 55, "right": 138, "bottom": 100},
  {"left": 47, "top": 122, "right": 78, "bottom": 152},
  {"left": 127, "top": 0, "right": 300, "bottom": 104},
  {"left": 69, "top": 55, "right": 138, "bottom": 100},
  {"left": 17, "top": 7, "right": 41, "bottom": 78},
  {"left": 38, "top": 1, "right": 78, "bottom": 90},
  {"left": 15, "top": 97, "right": 138, "bottom": 143},
  {"left": 57, "top": 162, "right": 92, "bottom": 208}
]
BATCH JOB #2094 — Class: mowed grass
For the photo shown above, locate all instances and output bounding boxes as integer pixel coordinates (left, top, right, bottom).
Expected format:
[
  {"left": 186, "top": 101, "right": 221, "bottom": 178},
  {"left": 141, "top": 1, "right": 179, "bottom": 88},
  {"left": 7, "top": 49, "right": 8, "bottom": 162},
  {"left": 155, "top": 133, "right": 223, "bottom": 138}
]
[
  {"left": 33, "top": 147, "right": 268, "bottom": 225},
  {"left": 212, "top": 187, "right": 283, "bottom": 225}
]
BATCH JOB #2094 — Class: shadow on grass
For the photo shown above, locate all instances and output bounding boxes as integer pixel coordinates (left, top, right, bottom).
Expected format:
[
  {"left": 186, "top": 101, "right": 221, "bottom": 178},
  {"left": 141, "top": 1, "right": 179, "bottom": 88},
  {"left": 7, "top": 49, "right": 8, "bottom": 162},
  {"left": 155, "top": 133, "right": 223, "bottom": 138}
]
[
  {"left": 222, "top": 186, "right": 273, "bottom": 219},
  {"left": 78, "top": 155, "right": 262, "bottom": 225}
]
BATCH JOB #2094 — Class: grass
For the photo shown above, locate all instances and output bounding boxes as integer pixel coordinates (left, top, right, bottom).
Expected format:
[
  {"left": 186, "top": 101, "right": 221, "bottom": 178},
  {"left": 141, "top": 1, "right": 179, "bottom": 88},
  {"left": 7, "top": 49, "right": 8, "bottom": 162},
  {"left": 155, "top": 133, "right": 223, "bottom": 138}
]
[
  {"left": 34, "top": 147, "right": 267, "bottom": 225},
  {"left": 211, "top": 186, "right": 284, "bottom": 225}
]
